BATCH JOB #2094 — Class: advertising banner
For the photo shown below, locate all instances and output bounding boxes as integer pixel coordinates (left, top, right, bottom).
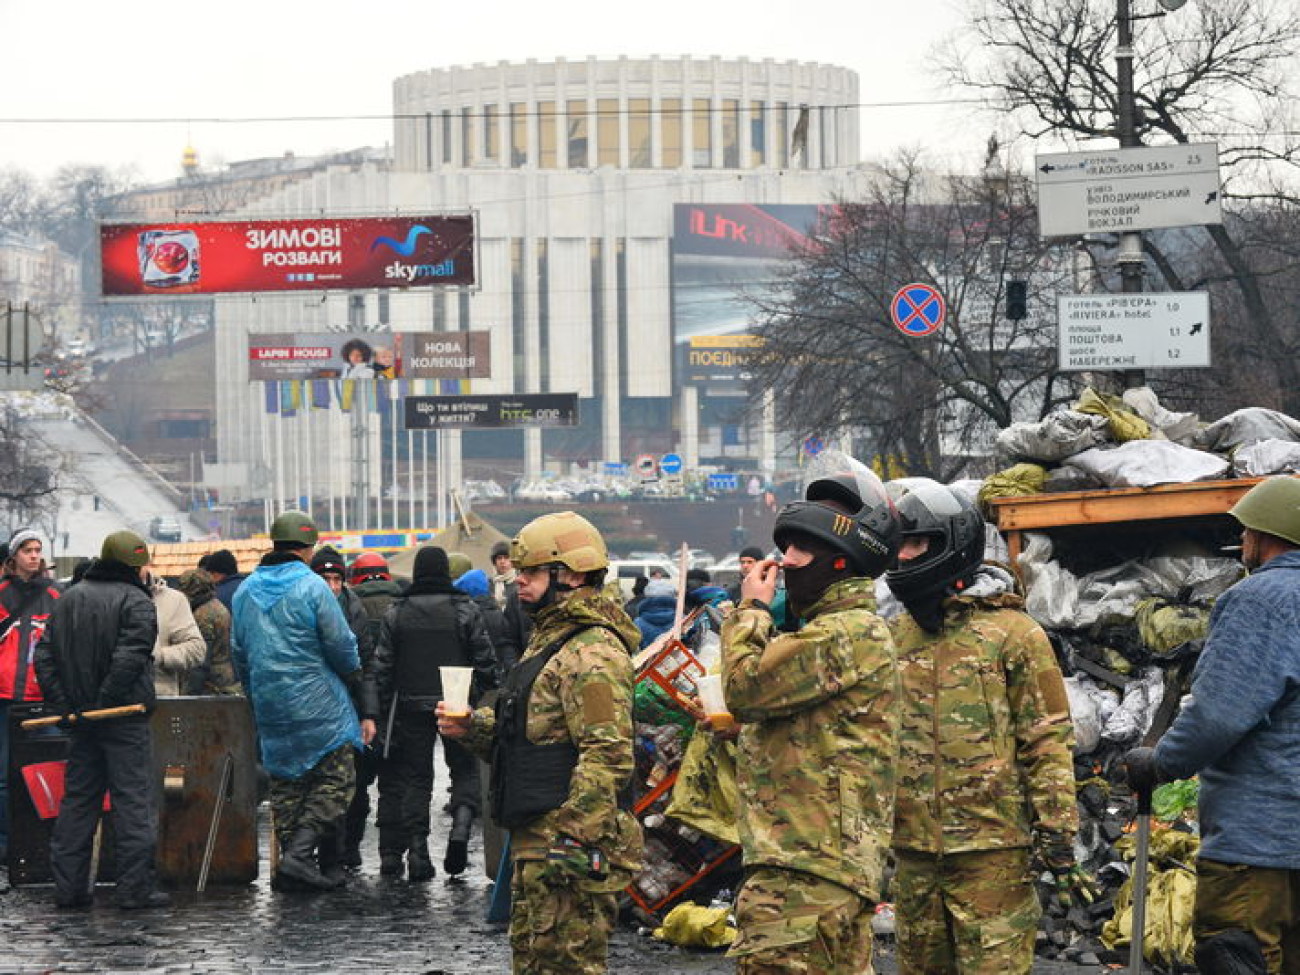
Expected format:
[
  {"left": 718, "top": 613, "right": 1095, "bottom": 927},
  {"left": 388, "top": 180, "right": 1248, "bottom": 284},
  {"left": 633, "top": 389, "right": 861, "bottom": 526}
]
[
  {"left": 671, "top": 203, "right": 827, "bottom": 386},
  {"left": 404, "top": 393, "right": 579, "bottom": 430},
  {"left": 248, "top": 331, "right": 490, "bottom": 381},
  {"left": 101, "top": 215, "right": 475, "bottom": 296}
]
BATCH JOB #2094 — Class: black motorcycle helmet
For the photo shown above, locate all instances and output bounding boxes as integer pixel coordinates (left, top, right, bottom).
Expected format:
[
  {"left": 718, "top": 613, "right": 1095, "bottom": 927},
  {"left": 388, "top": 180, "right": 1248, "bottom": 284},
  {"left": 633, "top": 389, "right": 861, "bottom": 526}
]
[
  {"left": 772, "top": 466, "right": 901, "bottom": 578},
  {"left": 884, "top": 478, "right": 986, "bottom": 605}
]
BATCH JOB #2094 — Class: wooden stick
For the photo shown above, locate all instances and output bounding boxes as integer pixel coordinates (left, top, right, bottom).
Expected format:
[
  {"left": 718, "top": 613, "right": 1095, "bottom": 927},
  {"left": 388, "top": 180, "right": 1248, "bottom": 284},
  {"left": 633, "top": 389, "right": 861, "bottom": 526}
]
[{"left": 21, "top": 704, "right": 147, "bottom": 730}]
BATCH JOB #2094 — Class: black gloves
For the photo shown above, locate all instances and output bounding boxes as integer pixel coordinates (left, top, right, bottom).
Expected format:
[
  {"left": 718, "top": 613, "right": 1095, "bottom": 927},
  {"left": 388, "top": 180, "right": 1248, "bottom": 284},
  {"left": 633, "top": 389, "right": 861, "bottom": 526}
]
[{"left": 1123, "top": 746, "right": 1163, "bottom": 797}]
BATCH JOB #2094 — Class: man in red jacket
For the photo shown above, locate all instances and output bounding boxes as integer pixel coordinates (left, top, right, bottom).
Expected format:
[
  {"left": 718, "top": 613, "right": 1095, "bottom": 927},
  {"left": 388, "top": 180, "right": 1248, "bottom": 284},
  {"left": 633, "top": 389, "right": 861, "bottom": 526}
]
[{"left": 0, "top": 528, "right": 60, "bottom": 859}]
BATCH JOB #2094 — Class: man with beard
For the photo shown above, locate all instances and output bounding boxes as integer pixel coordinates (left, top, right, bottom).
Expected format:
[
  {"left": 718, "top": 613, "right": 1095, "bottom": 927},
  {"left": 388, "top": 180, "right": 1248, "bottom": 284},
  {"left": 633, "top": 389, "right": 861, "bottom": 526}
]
[
  {"left": 885, "top": 479, "right": 1078, "bottom": 975},
  {"left": 721, "top": 463, "right": 901, "bottom": 974},
  {"left": 438, "top": 512, "right": 643, "bottom": 974}
]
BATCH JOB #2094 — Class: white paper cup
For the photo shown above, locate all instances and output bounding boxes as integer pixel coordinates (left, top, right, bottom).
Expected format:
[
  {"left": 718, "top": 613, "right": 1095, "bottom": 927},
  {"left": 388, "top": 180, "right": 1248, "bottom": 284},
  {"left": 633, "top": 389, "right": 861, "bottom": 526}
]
[
  {"left": 697, "top": 674, "right": 733, "bottom": 730},
  {"left": 440, "top": 666, "right": 474, "bottom": 717}
]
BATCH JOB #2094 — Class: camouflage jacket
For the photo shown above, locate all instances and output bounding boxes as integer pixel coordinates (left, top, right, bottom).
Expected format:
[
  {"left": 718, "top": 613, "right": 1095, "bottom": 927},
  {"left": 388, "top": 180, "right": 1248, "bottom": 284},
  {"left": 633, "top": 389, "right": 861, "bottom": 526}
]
[
  {"left": 468, "top": 587, "right": 644, "bottom": 885},
  {"left": 890, "top": 591, "right": 1078, "bottom": 855},
  {"left": 177, "top": 569, "right": 241, "bottom": 696},
  {"left": 721, "top": 576, "right": 899, "bottom": 900}
]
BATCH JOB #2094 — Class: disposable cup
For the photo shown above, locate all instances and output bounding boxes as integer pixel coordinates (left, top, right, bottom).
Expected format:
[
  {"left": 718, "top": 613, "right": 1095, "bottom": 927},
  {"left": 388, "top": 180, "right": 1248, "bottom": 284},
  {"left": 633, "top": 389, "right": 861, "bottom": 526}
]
[
  {"left": 697, "top": 674, "right": 733, "bottom": 730},
  {"left": 440, "top": 666, "right": 474, "bottom": 717}
]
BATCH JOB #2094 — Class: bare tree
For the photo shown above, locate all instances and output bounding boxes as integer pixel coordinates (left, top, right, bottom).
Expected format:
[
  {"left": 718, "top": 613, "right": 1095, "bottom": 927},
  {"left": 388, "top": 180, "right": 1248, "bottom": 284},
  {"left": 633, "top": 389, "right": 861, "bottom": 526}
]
[
  {"left": 940, "top": 0, "right": 1300, "bottom": 408},
  {"left": 0, "top": 399, "right": 62, "bottom": 534},
  {"left": 746, "top": 150, "right": 1078, "bottom": 480}
]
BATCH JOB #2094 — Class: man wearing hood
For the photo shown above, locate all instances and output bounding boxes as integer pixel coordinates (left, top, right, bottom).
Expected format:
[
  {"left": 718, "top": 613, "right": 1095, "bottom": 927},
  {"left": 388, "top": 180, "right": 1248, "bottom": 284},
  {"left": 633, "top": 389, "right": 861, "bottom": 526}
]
[
  {"left": 370, "top": 547, "right": 496, "bottom": 880},
  {"left": 439, "top": 512, "right": 643, "bottom": 974},
  {"left": 885, "top": 479, "right": 1078, "bottom": 975},
  {"left": 0, "top": 528, "right": 60, "bottom": 859},
  {"left": 633, "top": 578, "right": 678, "bottom": 648},
  {"left": 721, "top": 467, "right": 901, "bottom": 974},
  {"left": 231, "top": 511, "right": 370, "bottom": 892},
  {"left": 34, "top": 531, "right": 166, "bottom": 909},
  {"left": 178, "top": 568, "right": 240, "bottom": 696},
  {"left": 144, "top": 569, "right": 205, "bottom": 696},
  {"left": 456, "top": 567, "right": 523, "bottom": 671}
]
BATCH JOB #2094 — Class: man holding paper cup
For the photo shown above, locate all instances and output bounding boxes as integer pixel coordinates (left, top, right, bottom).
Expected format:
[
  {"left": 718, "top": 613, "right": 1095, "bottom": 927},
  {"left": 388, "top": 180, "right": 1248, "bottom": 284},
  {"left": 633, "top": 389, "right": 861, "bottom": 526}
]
[
  {"left": 721, "top": 457, "right": 902, "bottom": 973},
  {"left": 438, "top": 511, "right": 643, "bottom": 974}
]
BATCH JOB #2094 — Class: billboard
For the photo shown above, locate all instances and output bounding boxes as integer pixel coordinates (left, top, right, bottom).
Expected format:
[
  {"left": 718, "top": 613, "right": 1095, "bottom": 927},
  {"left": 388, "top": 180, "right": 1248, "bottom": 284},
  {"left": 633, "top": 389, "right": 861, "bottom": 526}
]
[
  {"left": 404, "top": 394, "right": 579, "bottom": 430},
  {"left": 672, "top": 203, "right": 828, "bottom": 386},
  {"left": 248, "top": 331, "right": 490, "bottom": 381},
  {"left": 101, "top": 215, "right": 475, "bottom": 296}
]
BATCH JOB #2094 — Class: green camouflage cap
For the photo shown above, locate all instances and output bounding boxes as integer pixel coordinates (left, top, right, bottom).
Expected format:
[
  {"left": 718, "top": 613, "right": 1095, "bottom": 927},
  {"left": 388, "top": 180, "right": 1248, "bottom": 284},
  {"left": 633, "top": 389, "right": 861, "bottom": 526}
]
[
  {"left": 101, "top": 530, "right": 150, "bottom": 567},
  {"left": 269, "top": 510, "right": 319, "bottom": 546}
]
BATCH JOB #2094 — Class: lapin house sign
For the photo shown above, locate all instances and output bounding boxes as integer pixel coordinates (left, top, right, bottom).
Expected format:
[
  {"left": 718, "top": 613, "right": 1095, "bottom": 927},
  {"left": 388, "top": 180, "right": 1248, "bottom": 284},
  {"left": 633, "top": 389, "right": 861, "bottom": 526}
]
[
  {"left": 100, "top": 215, "right": 475, "bottom": 296},
  {"left": 404, "top": 394, "right": 579, "bottom": 430},
  {"left": 248, "top": 331, "right": 490, "bottom": 381}
]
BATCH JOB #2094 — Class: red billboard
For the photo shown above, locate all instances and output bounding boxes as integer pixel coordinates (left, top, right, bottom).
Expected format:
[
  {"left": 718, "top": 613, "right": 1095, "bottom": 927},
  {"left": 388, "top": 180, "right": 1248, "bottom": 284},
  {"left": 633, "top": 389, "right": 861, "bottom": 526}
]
[{"left": 100, "top": 215, "right": 475, "bottom": 296}]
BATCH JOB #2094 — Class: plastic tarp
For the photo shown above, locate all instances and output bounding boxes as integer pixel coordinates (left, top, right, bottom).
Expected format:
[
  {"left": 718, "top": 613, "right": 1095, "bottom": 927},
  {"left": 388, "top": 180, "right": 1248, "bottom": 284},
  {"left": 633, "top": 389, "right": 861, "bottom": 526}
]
[
  {"left": 1100, "top": 666, "right": 1165, "bottom": 745},
  {"left": 1062, "top": 441, "right": 1230, "bottom": 488},
  {"left": 1231, "top": 438, "right": 1300, "bottom": 476},
  {"left": 1064, "top": 674, "right": 1120, "bottom": 754},
  {"left": 1194, "top": 407, "right": 1300, "bottom": 453},
  {"left": 995, "top": 410, "right": 1111, "bottom": 464},
  {"left": 1122, "top": 387, "right": 1200, "bottom": 445}
]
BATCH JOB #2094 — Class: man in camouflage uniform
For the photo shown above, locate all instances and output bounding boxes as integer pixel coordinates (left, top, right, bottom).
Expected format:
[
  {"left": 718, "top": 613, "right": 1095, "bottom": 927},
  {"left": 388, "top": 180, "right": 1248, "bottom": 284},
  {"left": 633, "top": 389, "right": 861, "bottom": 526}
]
[
  {"left": 439, "top": 511, "right": 643, "bottom": 975},
  {"left": 885, "top": 479, "right": 1079, "bottom": 974},
  {"left": 722, "top": 461, "right": 901, "bottom": 974},
  {"left": 178, "top": 568, "right": 241, "bottom": 695}
]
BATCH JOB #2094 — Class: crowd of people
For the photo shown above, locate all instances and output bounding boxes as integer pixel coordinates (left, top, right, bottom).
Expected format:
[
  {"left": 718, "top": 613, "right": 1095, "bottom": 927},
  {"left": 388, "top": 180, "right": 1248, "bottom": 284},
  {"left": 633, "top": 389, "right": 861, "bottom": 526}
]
[{"left": 2, "top": 461, "right": 1297, "bottom": 973}]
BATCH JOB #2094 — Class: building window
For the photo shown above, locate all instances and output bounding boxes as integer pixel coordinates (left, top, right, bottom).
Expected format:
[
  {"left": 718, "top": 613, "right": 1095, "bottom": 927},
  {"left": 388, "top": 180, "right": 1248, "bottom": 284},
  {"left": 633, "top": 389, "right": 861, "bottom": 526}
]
[
  {"left": 348, "top": 294, "right": 365, "bottom": 329},
  {"left": 722, "top": 99, "right": 740, "bottom": 168},
  {"left": 432, "top": 289, "right": 447, "bottom": 331},
  {"left": 616, "top": 239, "right": 628, "bottom": 392},
  {"left": 692, "top": 99, "right": 712, "bottom": 168},
  {"left": 597, "top": 98, "right": 618, "bottom": 167},
  {"left": 661, "top": 98, "right": 683, "bottom": 168},
  {"left": 628, "top": 98, "right": 652, "bottom": 168},
  {"left": 537, "top": 240, "right": 550, "bottom": 391},
  {"left": 591, "top": 239, "right": 604, "bottom": 398},
  {"left": 510, "top": 102, "right": 528, "bottom": 167},
  {"left": 511, "top": 238, "right": 525, "bottom": 390},
  {"left": 750, "top": 100, "right": 766, "bottom": 167},
  {"left": 539, "top": 101, "right": 557, "bottom": 168},
  {"left": 377, "top": 292, "right": 390, "bottom": 325},
  {"left": 441, "top": 111, "right": 453, "bottom": 164},
  {"left": 567, "top": 100, "right": 589, "bottom": 169},
  {"left": 820, "top": 106, "right": 831, "bottom": 167},
  {"left": 775, "top": 102, "right": 789, "bottom": 168},
  {"left": 483, "top": 104, "right": 498, "bottom": 162},
  {"left": 461, "top": 108, "right": 473, "bottom": 167},
  {"left": 458, "top": 288, "right": 471, "bottom": 330}
]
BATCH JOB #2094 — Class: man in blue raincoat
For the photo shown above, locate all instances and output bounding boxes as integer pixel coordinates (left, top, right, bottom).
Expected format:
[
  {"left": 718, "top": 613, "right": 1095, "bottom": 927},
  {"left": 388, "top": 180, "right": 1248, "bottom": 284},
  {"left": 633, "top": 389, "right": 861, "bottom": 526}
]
[{"left": 232, "top": 511, "right": 372, "bottom": 891}]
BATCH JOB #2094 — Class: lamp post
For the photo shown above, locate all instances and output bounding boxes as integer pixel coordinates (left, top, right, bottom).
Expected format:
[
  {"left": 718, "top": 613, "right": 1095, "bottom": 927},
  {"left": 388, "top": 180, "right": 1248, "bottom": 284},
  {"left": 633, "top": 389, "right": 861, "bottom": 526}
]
[{"left": 1115, "top": 0, "right": 1186, "bottom": 388}]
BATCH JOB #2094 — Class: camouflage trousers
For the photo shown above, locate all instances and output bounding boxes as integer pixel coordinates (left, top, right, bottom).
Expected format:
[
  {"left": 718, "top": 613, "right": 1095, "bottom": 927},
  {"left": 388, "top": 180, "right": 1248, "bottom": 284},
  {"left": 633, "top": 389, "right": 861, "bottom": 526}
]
[
  {"left": 1194, "top": 857, "right": 1300, "bottom": 974},
  {"left": 509, "top": 858, "right": 619, "bottom": 975},
  {"left": 268, "top": 744, "right": 355, "bottom": 845},
  {"left": 894, "top": 846, "right": 1040, "bottom": 975},
  {"left": 728, "top": 867, "right": 875, "bottom": 974}
]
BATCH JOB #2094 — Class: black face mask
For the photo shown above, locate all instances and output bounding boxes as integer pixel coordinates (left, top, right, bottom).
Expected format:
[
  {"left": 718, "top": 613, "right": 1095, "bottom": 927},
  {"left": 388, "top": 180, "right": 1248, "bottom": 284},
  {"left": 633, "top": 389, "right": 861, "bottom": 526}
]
[
  {"left": 521, "top": 567, "right": 580, "bottom": 616},
  {"left": 782, "top": 536, "right": 852, "bottom": 618}
]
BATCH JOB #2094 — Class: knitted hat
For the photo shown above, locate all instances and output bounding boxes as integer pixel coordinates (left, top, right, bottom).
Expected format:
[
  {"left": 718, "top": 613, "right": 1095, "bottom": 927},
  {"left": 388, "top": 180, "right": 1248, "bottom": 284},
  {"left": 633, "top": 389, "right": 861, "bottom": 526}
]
[
  {"left": 310, "top": 545, "right": 347, "bottom": 577},
  {"left": 8, "top": 528, "right": 44, "bottom": 556},
  {"left": 413, "top": 546, "right": 451, "bottom": 585},
  {"left": 645, "top": 579, "right": 676, "bottom": 598},
  {"left": 490, "top": 541, "right": 510, "bottom": 561},
  {"left": 739, "top": 546, "right": 765, "bottom": 561}
]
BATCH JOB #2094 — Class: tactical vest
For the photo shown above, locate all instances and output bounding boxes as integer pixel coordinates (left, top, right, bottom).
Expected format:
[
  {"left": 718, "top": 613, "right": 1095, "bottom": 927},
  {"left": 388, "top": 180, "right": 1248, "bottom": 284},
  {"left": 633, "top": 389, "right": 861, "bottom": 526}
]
[{"left": 393, "top": 596, "right": 462, "bottom": 704}]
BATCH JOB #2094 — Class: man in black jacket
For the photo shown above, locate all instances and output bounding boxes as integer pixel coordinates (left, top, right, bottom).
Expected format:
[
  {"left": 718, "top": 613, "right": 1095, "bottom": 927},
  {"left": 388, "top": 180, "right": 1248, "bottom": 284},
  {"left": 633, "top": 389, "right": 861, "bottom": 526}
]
[
  {"left": 368, "top": 546, "right": 496, "bottom": 879},
  {"left": 33, "top": 531, "right": 167, "bottom": 910}
]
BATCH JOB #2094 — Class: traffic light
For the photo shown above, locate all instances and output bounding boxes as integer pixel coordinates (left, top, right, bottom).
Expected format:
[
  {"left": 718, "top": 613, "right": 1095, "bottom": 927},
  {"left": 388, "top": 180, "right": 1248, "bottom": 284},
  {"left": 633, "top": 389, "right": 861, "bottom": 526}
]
[{"left": 1005, "top": 280, "right": 1028, "bottom": 321}]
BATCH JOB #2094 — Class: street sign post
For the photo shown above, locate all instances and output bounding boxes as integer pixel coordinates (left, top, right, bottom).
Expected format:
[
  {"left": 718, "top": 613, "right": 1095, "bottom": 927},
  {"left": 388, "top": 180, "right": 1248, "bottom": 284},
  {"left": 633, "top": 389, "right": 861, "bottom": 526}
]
[
  {"left": 660, "top": 453, "right": 683, "bottom": 476},
  {"left": 1057, "top": 292, "right": 1210, "bottom": 372},
  {"left": 890, "top": 283, "right": 945, "bottom": 336},
  {"left": 1036, "top": 143, "right": 1222, "bottom": 237},
  {"left": 634, "top": 454, "right": 657, "bottom": 479}
]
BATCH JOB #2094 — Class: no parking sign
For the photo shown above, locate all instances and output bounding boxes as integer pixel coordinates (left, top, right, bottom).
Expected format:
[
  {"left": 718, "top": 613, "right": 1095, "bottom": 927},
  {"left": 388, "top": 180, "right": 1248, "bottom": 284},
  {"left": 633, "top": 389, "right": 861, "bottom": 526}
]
[{"left": 891, "top": 283, "right": 946, "bottom": 337}]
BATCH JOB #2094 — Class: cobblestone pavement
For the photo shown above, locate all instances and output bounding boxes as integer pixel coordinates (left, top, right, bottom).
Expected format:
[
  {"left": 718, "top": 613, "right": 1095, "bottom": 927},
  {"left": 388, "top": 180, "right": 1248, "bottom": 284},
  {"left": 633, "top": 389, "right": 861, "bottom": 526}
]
[{"left": 0, "top": 802, "right": 1103, "bottom": 974}]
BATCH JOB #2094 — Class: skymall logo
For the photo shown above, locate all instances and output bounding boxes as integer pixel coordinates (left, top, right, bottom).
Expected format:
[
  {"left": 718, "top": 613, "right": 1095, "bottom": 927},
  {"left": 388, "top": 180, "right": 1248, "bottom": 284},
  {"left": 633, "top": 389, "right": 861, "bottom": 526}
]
[{"left": 370, "top": 225, "right": 432, "bottom": 256}]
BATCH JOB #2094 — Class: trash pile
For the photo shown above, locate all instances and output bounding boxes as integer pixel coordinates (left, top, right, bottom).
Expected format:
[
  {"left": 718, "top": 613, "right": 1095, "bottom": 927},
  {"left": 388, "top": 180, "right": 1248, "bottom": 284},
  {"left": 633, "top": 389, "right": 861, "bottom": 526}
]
[{"left": 966, "top": 390, "right": 1300, "bottom": 966}]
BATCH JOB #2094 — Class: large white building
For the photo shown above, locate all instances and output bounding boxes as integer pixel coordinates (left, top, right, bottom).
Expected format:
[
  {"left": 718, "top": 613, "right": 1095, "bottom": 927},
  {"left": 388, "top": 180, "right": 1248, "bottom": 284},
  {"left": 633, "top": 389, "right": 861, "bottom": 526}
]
[{"left": 206, "top": 56, "right": 866, "bottom": 522}]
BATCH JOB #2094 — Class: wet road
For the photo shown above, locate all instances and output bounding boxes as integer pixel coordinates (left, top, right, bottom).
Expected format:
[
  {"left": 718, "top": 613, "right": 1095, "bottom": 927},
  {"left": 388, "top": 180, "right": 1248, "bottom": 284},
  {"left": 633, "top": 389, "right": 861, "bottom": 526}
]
[{"left": 0, "top": 803, "right": 1098, "bottom": 974}]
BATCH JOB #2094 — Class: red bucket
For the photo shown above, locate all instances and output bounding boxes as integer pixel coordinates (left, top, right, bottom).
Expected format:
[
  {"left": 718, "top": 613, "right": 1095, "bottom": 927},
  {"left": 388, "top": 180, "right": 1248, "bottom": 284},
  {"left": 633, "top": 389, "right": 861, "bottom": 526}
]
[{"left": 21, "top": 761, "right": 112, "bottom": 820}]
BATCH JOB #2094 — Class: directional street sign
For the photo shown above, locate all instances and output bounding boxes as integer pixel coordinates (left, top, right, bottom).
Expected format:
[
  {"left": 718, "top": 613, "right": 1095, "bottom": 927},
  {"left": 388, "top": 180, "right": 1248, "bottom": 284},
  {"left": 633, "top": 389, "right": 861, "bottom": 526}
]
[
  {"left": 1036, "top": 143, "right": 1222, "bottom": 237},
  {"left": 660, "top": 453, "right": 683, "bottom": 476},
  {"left": 891, "top": 283, "right": 945, "bottom": 336},
  {"left": 1057, "top": 292, "right": 1211, "bottom": 372}
]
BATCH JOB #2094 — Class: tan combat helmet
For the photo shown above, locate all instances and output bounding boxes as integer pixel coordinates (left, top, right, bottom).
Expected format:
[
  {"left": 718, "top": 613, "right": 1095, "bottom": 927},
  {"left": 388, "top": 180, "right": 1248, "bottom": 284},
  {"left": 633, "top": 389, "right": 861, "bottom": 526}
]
[{"left": 510, "top": 511, "right": 608, "bottom": 574}]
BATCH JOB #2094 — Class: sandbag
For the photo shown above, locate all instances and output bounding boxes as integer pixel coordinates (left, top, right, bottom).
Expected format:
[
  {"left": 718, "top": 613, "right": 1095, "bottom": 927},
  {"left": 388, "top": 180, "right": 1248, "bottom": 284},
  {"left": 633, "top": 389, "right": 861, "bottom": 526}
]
[
  {"left": 1231, "top": 438, "right": 1300, "bottom": 476},
  {"left": 1101, "top": 831, "right": 1200, "bottom": 968},
  {"left": 1195, "top": 407, "right": 1300, "bottom": 453},
  {"left": 978, "top": 463, "right": 1049, "bottom": 512},
  {"left": 1076, "top": 387, "right": 1151, "bottom": 442},
  {"left": 1063, "top": 441, "right": 1230, "bottom": 488},
  {"left": 653, "top": 902, "right": 737, "bottom": 948},
  {"left": 995, "top": 410, "right": 1111, "bottom": 463},
  {"left": 1122, "top": 387, "right": 1200, "bottom": 444},
  {"left": 1064, "top": 674, "right": 1119, "bottom": 754},
  {"left": 1134, "top": 597, "right": 1210, "bottom": 654},
  {"left": 1019, "top": 533, "right": 1080, "bottom": 629},
  {"left": 1100, "top": 667, "right": 1165, "bottom": 745}
]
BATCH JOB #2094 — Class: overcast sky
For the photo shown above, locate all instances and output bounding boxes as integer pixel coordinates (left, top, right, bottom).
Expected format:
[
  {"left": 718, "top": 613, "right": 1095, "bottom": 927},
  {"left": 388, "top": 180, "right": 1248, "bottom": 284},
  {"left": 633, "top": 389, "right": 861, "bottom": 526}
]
[{"left": 0, "top": 0, "right": 1006, "bottom": 184}]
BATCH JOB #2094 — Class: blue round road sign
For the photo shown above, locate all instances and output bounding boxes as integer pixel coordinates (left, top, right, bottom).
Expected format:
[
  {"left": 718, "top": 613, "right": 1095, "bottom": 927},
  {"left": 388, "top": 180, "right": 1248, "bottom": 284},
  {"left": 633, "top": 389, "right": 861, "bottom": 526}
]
[
  {"left": 803, "top": 436, "right": 826, "bottom": 457},
  {"left": 660, "top": 453, "right": 683, "bottom": 476},
  {"left": 891, "top": 283, "right": 946, "bottom": 336}
]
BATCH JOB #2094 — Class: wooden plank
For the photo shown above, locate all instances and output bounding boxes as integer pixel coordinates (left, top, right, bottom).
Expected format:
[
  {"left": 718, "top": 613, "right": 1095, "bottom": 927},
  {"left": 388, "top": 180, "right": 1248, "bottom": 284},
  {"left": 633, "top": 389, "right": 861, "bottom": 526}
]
[{"left": 986, "top": 477, "right": 1263, "bottom": 532}]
